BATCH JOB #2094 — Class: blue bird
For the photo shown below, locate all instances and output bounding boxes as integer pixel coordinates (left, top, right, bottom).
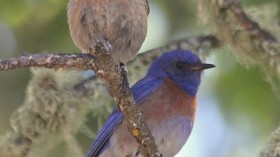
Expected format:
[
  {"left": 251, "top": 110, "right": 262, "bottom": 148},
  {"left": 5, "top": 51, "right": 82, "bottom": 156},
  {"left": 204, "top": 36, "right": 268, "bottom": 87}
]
[{"left": 86, "top": 50, "right": 215, "bottom": 157}]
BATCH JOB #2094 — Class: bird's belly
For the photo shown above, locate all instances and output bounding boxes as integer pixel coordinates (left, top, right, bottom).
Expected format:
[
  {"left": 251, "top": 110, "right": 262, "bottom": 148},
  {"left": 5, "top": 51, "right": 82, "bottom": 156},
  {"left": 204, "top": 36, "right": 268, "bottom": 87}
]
[
  {"left": 67, "top": 0, "right": 148, "bottom": 63},
  {"left": 149, "top": 116, "right": 193, "bottom": 157},
  {"left": 99, "top": 116, "right": 192, "bottom": 157}
]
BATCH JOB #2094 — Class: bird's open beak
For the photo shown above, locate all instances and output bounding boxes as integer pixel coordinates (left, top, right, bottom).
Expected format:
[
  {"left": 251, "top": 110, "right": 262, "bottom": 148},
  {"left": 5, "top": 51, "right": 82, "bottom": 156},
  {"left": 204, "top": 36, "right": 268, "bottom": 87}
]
[{"left": 190, "top": 63, "right": 215, "bottom": 71}]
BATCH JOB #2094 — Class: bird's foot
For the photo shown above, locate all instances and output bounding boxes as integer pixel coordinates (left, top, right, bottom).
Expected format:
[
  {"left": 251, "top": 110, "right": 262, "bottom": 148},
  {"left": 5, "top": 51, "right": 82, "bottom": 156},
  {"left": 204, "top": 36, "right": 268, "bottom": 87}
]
[
  {"left": 120, "top": 64, "right": 128, "bottom": 87},
  {"left": 120, "top": 63, "right": 128, "bottom": 73},
  {"left": 120, "top": 63, "right": 129, "bottom": 90}
]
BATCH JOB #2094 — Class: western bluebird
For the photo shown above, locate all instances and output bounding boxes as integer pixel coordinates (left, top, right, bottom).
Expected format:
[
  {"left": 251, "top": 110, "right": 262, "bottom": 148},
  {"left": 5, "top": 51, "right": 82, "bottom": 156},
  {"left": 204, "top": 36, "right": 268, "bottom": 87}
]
[
  {"left": 86, "top": 50, "right": 215, "bottom": 157},
  {"left": 67, "top": 0, "right": 149, "bottom": 64}
]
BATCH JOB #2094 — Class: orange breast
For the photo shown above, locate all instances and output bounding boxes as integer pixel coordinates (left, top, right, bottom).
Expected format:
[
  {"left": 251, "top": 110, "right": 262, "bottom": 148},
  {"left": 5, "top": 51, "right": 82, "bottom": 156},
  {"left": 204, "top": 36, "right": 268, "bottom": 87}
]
[{"left": 139, "top": 78, "right": 197, "bottom": 122}]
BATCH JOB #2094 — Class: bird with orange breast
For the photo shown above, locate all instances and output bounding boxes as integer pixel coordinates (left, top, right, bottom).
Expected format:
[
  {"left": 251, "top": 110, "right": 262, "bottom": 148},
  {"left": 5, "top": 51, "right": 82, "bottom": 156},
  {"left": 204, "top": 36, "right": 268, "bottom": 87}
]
[{"left": 86, "top": 50, "right": 215, "bottom": 157}]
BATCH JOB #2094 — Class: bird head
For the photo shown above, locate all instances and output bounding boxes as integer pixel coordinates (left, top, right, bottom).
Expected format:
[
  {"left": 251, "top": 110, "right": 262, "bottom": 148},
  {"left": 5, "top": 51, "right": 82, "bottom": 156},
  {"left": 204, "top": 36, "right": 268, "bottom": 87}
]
[{"left": 146, "top": 50, "right": 215, "bottom": 96}]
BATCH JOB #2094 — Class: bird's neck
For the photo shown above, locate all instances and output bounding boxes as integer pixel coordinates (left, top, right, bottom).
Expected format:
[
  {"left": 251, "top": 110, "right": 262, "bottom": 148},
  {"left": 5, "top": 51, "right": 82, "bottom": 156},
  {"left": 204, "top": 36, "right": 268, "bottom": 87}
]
[{"left": 171, "top": 78, "right": 199, "bottom": 96}]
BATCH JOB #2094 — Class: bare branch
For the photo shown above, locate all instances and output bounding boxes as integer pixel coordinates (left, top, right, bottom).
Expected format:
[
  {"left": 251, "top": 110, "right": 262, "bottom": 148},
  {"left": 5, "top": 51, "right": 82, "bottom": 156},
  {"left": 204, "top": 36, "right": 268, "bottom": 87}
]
[
  {"left": 0, "top": 34, "right": 220, "bottom": 74},
  {"left": 0, "top": 53, "right": 95, "bottom": 71}
]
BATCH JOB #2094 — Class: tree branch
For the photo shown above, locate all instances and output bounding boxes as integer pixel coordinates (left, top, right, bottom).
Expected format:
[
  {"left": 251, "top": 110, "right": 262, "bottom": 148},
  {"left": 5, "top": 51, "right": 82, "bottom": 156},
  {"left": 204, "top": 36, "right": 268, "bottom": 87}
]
[
  {"left": 91, "top": 45, "right": 161, "bottom": 157},
  {"left": 0, "top": 35, "right": 220, "bottom": 73},
  {"left": 0, "top": 53, "right": 95, "bottom": 71},
  {"left": 198, "top": 0, "right": 280, "bottom": 97}
]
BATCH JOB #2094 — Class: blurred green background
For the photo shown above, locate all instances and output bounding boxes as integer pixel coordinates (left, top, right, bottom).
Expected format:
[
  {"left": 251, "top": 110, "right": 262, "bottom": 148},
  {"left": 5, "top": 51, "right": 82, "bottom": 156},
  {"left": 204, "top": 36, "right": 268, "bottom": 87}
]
[{"left": 0, "top": 0, "right": 279, "bottom": 157}]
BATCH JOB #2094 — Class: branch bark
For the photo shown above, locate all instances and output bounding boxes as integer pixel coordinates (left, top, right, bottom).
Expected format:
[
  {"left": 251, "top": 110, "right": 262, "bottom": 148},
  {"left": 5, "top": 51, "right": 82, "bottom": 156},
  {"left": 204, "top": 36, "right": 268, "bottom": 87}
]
[
  {"left": 0, "top": 53, "right": 94, "bottom": 71},
  {"left": 91, "top": 45, "right": 161, "bottom": 157}
]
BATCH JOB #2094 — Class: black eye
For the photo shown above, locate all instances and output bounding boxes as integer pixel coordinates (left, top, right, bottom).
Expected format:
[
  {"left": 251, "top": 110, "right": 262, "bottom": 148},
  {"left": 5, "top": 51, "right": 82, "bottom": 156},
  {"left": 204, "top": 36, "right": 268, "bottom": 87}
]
[{"left": 176, "top": 62, "right": 184, "bottom": 69}]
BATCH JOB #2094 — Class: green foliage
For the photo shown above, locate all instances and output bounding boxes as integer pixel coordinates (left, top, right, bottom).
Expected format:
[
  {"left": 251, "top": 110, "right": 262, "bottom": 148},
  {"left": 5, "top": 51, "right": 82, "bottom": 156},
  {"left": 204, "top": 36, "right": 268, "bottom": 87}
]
[
  {"left": 215, "top": 52, "right": 280, "bottom": 133},
  {"left": 0, "top": 0, "right": 29, "bottom": 26}
]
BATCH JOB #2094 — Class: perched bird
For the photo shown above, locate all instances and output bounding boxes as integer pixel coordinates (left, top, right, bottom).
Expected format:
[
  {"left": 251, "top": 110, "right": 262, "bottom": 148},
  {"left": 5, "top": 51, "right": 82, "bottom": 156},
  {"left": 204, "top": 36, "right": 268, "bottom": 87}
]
[
  {"left": 67, "top": 0, "right": 149, "bottom": 64},
  {"left": 86, "top": 50, "right": 215, "bottom": 157}
]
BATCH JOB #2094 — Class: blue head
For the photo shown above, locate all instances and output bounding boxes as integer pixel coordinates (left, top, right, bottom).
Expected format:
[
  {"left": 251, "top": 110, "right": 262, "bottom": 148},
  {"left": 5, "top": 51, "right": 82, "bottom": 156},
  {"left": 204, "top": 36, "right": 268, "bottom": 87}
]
[{"left": 146, "top": 50, "right": 215, "bottom": 96}]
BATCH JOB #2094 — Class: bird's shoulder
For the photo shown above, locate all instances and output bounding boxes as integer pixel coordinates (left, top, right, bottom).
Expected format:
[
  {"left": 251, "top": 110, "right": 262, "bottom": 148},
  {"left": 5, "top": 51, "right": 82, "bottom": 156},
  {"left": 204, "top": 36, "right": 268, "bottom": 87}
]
[{"left": 132, "top": 77, "right": 164, "bottom": 103}]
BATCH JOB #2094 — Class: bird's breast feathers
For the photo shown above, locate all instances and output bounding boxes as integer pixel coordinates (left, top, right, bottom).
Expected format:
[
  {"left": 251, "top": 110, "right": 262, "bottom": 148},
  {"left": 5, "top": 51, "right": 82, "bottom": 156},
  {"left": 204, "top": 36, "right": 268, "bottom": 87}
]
[{"left": 140, "top": 78, "right": 197, "bottom": 122}]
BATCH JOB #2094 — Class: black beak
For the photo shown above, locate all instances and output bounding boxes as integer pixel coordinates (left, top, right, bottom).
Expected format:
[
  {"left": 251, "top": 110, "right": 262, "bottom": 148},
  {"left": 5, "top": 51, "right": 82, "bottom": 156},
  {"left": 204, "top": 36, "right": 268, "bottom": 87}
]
[{"left": 190, "top": 63, "right": 215, "bottom": 71}]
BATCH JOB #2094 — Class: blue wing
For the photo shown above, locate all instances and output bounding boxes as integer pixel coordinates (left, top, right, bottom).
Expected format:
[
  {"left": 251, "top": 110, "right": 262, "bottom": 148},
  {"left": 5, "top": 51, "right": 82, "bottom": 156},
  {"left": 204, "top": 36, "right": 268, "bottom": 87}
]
[{"left": 86, "top": 77, "right": 163, "bottom": 157}]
